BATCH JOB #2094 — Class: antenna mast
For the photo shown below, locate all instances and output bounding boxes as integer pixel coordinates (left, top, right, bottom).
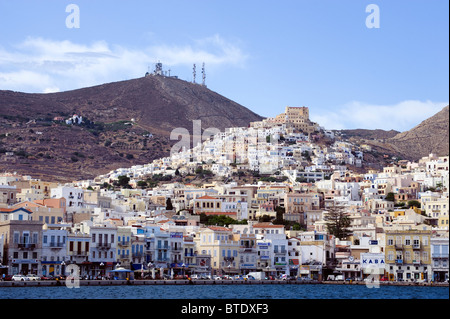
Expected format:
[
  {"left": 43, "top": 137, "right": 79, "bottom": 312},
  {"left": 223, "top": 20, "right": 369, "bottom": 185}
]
[
  {"left": 193, "top": 64, "right": 196, "bottom": 83},
  {"left": 202, "top": 62, "right": 206, "bottom": 87}
]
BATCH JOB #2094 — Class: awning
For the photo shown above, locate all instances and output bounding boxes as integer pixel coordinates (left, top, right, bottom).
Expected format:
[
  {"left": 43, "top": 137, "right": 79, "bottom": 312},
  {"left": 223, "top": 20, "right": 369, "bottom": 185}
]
[
  {"left": 132, "top": 263, "right": 144, "bottom": 270},
  {"left": 106, "top": 268, "right": 133, "bottom": 273}
]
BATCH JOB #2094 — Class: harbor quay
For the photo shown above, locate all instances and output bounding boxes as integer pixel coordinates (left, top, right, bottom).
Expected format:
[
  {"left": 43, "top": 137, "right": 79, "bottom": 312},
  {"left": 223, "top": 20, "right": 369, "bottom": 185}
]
[{"left": 1, "top": 278, "right": 448, "bottom": 288}]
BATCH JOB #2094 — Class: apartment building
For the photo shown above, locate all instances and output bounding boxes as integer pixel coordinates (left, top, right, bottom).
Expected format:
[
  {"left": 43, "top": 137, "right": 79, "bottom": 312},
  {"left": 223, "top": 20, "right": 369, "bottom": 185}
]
[
  {"left": 0, "top": 220, "right": 44, "bottom": 275},
  {"left": 89, "top": 225, "right": 118, "bottom": 277},
  {"left": 195, "top": 226, "right": 240, "bottom": 275},
  {"left": 430, "top": 236, "right": 449, "bottom": 282},
  {"left": 385, "top": 230, "right": 432, "bottom": 282},
  {"left": 41, "top": 226, "right": 68, "bottom": 277}
]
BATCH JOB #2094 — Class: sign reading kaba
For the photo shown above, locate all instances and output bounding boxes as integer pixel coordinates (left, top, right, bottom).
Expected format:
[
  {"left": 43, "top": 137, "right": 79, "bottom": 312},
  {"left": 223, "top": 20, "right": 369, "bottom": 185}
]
[{"left": 361, "top": 253, "right": 385, "bottom": 269}]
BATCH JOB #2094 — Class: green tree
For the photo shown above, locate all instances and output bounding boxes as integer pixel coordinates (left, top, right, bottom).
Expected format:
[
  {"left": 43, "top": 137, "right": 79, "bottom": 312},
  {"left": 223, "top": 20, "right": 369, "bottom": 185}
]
[
  {"left": 137, "top": 180, "right": 148, "bottom": 189},
  {"left": 385, "top": 192, "right": 395, "bottom": 202},
  {"left": 116, "top": 175, "right": 131, "bottom": 188},
  {"left": 166, "top": 197, "right": 174, "bottom": 210},
  {"left": 407, "top": 200, "right": 421, "bottom": 209},
  {"left": 273, "top": 206, "right": 285, "bottom": 225},
  {"left": 324, "top": 204, "right": 352, "bottom": 240}
]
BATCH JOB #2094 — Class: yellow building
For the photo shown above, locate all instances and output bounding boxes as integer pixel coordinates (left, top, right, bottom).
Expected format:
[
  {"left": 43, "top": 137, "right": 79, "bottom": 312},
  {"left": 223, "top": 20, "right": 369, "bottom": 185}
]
[
  {"left": 194, "top": 226, "right": 240, "bottom": 275},
  {"left": 385, "top": 230, "right": 432, "bottom": 282},
  {"left": 193, "top": 195, "right": 222, "bottom": 215},
  {"left": 284, "top": 106, "right": 318, "bottom": 133}
]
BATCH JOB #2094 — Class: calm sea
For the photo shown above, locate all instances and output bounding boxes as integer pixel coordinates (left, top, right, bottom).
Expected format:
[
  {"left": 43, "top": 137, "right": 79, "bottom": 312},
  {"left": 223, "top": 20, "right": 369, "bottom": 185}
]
[{"left": 0, "top": 283, "right": 448, "bottom": 299}]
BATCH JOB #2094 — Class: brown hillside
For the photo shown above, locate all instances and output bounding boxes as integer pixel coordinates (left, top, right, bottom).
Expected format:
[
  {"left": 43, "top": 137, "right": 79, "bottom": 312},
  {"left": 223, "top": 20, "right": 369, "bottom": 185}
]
[
  {"left": 388, "top": 105, "right": 449, "bottom": 161},
  {"left": 0, "top": 75, "right": 263, "bottom": 182}
]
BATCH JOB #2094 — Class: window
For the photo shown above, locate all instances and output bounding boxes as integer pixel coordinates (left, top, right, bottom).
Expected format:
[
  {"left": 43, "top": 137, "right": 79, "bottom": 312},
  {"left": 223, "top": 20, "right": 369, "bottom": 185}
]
[
  {"left": 387, "top": 237, "right": 393, "bottom": 246},
  {"left": 405, "top": 251, "right": 411, "bottom": 261},
  {"left": 405, "top": 237, "right": 411, "bottom": 246},
  {"left": 92, "top": 234, "right": 96, "bottom": 243}
]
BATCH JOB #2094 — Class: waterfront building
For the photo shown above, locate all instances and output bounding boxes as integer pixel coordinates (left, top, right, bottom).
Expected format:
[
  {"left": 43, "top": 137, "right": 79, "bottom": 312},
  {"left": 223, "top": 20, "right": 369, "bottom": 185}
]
[
  {"left": 41, "top": 226, "right": 68, "bottom": 277},
  {"left": 385, "top": 230, "right": 432, "bottom": 282},
  {"left": 67, "top": 232, "right": 90, "bottom": 278},
  {"left": 0, "top": 219, "right": 44, "bottom": 275},
  {"left": 117, "top": 226, "right": 133, "bottom": 268},
  {"left": 430, "top": 236, "right": 449, "bottom": 282},
  {"left": 89, "top": 225, "right": 118, "bottom": 278},
  {"left": 297, "top": 231, "right": 336, "bottom": 280},
  {"left": 195, "top": 226, "right": 239, "bottom": 276},
  {"left": 236, "top": 231, "right": 257, "bottom": 275},
  {"left": 287, "top": 237, "right": 302, "bottom": 277},
  {"left": 254, "top": 223, "right": 288, "bottom": 276}
]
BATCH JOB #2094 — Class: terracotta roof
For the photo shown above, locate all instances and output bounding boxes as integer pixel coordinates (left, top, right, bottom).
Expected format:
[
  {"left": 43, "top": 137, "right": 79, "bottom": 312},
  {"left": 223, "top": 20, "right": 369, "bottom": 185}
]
[
  {"left": 196, "top": 195, "right": 219, "bottom": 200},
  {"left": 203, "top": 212, "right": 236, "bottom": 216},
  {"left": 207, "top": 226, "right": 231, "bottom": 232},
  {"left": 0, "top": 207, "right": 33, "bottom": 214},
  {"left": 253, "top": 223, "right": 284, "bottom": 228}
]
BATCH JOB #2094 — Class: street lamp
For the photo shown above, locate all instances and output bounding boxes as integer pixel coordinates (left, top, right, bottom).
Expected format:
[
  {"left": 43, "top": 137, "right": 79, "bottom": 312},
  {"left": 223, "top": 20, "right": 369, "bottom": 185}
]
[
  {"left": 61, "top": 261, "right": 66, "bottom": 277},
  {"left": 99, "top": 262, "right": 104, "bottom": 279}
]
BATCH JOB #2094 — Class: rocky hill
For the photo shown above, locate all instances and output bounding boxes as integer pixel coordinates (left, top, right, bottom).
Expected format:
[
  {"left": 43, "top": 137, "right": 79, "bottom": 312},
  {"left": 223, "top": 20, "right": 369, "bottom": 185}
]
[
  {"left": 388, "top": 105, "right": 449, "bottom": 161},
  {"left": 0, "top": 75, "right": 263, "bottom": 182},
  {"left": 332, "top": 106, "right": 449, "bottom": 166}
]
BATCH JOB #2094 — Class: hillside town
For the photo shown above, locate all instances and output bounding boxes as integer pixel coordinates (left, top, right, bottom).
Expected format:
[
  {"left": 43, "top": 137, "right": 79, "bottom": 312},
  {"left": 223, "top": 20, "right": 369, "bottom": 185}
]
[{"left": 0, "top": 107, "right": 448, "bottom": 284}]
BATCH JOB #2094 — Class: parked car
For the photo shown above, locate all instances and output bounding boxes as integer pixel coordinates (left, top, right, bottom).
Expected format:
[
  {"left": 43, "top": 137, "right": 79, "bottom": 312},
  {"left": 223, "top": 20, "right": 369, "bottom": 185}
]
[
  {"left": 40, "top": 275, "right": 52, "bottom": 281},
  {"left": 243, "top": 275, "right": 256, "bottom": 280},
  {"left": 279, "top": 274, "right": 288, "bottom": 280},
  {"left": 212, "top": 275, "right": 222, "bottom": 281},
  {"left": 2, "top": 274, "right": 13, "bottom": 281},
  {"left": 26, "top": 274, "right": 40, "bottom": 281},
  {"left": 12, "top": 274, "right": 28, "bottom": 281}
]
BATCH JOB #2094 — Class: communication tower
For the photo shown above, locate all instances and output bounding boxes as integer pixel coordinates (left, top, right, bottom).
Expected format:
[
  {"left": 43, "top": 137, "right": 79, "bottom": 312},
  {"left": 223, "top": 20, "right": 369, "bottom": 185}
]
[
  {"left": 201, "top": 63, "right": 206, "bottom": 87},
  {"left": 193, "top": 64, "right": 196, "bottom": 83}
]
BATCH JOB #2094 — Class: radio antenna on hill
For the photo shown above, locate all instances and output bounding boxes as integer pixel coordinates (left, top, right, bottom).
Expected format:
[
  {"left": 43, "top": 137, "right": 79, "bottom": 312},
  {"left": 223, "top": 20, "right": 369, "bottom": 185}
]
[
  {"left": 202, "top": 62, "right": 206, "bottom": 87},
  {"left": 193, "top": 64, "right": 196, "bottom": 83}
]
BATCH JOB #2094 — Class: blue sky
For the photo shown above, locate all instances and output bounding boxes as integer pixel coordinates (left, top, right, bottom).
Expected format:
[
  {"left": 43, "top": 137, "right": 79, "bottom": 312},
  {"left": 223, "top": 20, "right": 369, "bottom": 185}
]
[{"left": 0, "top": 0, "right": 448, "bottom": 131}]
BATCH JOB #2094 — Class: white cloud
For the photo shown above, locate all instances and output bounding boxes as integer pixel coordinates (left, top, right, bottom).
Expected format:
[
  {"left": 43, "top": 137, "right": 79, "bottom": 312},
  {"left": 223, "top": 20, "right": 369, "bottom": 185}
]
[
  {"left": 310, "top": 100, "right": 449, "bottom": 132},
  {"left": 0, "top": 35, "right": 248, "bottom": 93}
]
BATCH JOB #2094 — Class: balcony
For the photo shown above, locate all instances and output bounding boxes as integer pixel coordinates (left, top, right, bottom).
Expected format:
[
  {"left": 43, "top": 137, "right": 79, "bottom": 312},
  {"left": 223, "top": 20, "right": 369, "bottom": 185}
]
[
  {"left": 49, "top": 242, "right": 64, "bottom": 249},
  {"left": 97, "top": 242, "right": 111, "bottom": 250},
  {"left": 157, "top": 245, "right": 170, "bottom": 250},
  {"left": 18, "top": 243, "right": 36, "bottom": 250},
  {"left": 240, "top": 247, "right": 256, "bottom": 253},
  {"left": 412, "top": 243, "right": 421, "bottom": 250},
  {"left": 117, "top": 241, "right": 130, "bottom": 247},
  {"left": 432, "top": 253, "right": 449, "bottom": 259},
  {"left": 73, "top": 251, "right": 86, "bottom": 257}
]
